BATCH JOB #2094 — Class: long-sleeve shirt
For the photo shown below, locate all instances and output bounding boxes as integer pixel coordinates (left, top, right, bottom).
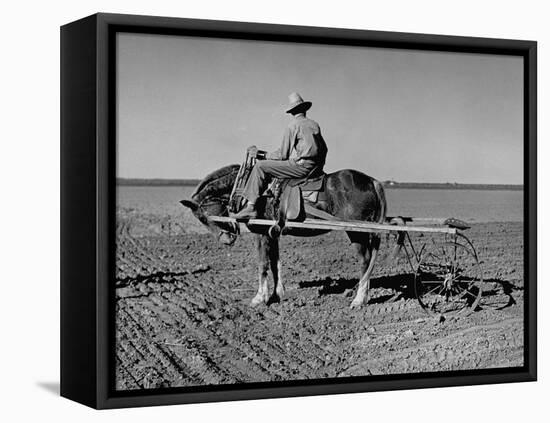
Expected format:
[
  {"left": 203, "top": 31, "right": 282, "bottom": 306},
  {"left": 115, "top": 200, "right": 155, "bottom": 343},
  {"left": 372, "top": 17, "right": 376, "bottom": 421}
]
[{"left": 266, "top": 115, "right": 328, "bottom": 169}]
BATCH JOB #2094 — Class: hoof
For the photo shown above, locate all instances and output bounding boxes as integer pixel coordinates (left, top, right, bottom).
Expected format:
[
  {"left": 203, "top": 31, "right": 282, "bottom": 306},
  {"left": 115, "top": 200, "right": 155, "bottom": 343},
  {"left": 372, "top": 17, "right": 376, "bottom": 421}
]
[
  {"left": 350, "top": 290, "right": 368, "bottom": 309},
  {"left": 250, "top": 294, "right": 268, "bottom": 307},
  {"left": 350, "top": 298, "right": 366, "bottom": 309},
  {"left": 267, "top": 293, "right": 281, "bottom": 305}
]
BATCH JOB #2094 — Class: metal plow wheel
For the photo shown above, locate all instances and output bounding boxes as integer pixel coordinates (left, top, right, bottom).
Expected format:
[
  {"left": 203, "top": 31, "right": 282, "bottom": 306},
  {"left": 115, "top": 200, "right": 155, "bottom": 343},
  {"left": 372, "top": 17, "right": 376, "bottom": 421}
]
[{"left": 414, "top": 235, "right": 484, "bottom": 317}]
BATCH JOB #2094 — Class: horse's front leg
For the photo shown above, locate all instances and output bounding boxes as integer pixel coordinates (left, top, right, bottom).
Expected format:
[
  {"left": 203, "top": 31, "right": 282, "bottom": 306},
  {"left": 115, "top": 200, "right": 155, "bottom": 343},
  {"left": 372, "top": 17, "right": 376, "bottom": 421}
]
[
  {"left": 268, "top": 237, "right": 284, "bottom": 304},
  {"left": 250, "top": 234, "right": 271, "bottom": 307}
]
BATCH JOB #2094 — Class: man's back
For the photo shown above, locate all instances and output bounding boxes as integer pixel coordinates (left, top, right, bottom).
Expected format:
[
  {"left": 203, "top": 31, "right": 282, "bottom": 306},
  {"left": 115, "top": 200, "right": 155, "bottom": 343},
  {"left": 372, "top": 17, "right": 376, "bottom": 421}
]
[{"left": 288, "top": 115, "right": 328, "bottom": 167}]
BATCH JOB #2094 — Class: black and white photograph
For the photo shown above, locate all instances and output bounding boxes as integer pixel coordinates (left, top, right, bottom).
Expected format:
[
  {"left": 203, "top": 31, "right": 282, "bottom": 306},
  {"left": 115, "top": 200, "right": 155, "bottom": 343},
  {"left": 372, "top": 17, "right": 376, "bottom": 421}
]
[
  {"left": 114, "top": 31, "right": 526, "bottom": 390},
  {"left": 3, "top": 0, "right": 547, "bottom": 420}
]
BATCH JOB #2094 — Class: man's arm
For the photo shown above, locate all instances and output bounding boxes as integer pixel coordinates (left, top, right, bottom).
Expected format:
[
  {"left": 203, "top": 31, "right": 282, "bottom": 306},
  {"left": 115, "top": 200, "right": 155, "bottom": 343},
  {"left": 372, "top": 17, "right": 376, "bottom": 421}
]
[{"left": 266, "top": 125, "right": 293, "bottom": 160}]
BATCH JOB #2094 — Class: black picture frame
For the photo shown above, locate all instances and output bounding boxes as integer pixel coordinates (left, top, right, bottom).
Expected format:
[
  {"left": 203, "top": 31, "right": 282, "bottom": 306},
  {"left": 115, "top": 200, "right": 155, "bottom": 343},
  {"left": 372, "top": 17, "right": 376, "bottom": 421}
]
[{"left": 60, "top": 12, "right": 537, "bottom": 409}]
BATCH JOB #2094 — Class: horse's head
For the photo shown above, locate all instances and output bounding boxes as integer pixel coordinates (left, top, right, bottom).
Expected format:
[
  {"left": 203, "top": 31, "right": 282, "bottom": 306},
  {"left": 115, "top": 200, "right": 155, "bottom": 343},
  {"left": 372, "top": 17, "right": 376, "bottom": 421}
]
[{"left": 180, "top": 164, "right": 240, "bottom": 246}]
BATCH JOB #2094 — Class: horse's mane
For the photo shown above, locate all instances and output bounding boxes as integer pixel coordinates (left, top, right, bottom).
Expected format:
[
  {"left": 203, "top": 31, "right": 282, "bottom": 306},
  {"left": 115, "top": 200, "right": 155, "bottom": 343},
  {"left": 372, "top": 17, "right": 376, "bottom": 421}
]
[{"left": 191, "top": 164, "right": 240, "bottom": 203}]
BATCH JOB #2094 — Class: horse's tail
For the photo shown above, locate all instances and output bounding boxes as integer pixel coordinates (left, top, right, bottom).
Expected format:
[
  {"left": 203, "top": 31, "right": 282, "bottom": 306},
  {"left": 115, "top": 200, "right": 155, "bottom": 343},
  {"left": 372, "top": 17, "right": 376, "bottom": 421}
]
[
  {"left": 372, "top": 179, "right": 387, "bottom": 224},
  {"left": 374, "top": 179, "right": 406, "bottom": 261},
  {"left": 366, "top": 179, "right": 386, "bottom": 253},
  {"left": 373, "top": 179, "right": 404, "bottom": 261}
]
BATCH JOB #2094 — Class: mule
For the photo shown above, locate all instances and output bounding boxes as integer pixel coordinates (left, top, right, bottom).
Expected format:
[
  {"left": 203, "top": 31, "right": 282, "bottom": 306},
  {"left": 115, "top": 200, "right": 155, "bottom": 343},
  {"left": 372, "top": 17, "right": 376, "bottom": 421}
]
[{"left": 180, "top": 164, "right": 387, "bottom": 309}]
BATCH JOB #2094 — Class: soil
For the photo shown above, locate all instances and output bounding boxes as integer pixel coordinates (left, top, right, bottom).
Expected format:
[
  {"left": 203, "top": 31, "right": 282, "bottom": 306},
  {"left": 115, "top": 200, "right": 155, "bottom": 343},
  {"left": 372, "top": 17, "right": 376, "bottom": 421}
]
[{"left": 115, "top": 211, "right": 524, "bottom": 390}]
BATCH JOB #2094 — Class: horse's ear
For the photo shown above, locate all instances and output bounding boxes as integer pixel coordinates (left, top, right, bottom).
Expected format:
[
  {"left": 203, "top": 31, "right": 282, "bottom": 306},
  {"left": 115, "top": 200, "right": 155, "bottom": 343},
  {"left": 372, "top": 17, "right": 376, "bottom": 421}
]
[{"left": 180, "top": 199, "right": 199, "bottom": 211}]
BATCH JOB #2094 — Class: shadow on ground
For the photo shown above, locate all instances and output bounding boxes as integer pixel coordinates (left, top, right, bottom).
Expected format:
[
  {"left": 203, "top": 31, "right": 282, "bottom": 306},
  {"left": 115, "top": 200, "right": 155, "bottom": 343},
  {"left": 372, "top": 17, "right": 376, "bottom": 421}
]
[
  {"left": 298, "top": 273, "right": 415, "bottom": 299},
  {"left": 36, "top": 381, "right": 59, "bottom": 396},
  {"left": 298, "top": 273, "right": 523, "bottom": 310}
]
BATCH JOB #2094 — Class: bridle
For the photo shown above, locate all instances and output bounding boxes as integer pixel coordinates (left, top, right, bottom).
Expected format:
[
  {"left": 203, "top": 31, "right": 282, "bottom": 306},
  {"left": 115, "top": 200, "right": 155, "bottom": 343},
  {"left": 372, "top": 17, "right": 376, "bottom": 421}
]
[{"left": 196, "top": 196, "right": 240, "bottom": 244}]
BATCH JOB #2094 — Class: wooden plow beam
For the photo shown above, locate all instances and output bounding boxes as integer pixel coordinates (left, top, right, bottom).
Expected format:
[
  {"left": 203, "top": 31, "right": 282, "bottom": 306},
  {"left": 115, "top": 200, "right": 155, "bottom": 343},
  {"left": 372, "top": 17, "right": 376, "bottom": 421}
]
[{"left": 208, "top": 216, "right": 457, "bottom": 235}]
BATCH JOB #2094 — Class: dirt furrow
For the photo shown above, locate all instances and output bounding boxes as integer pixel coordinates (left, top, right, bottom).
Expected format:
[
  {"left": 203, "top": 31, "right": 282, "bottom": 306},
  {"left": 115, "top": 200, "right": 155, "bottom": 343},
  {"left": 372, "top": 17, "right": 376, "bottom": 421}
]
[
  {"left": 340, "top": 317, "right": 524, "bottom": 376},
  {"left": 168, "top": 277, "right": 338, "bottom": 377},
  {"left": 168, "top": 291, "right": 308, "bottom": 380},
  {"left": 117, "top": 307, "right": 185, "bottom": 388},
  {"left": 124, "top": 297, "right": 230, "bottom": 387},
  {"left": 155, "top": 290, "right": 272, "bottom": 382},
  {"left": 115, "top": 219, "right": 525, "bottom": 389}
]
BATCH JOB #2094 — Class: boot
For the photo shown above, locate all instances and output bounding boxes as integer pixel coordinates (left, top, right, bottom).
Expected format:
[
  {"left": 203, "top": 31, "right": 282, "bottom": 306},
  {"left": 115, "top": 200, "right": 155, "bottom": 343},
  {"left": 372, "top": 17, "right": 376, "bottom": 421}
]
[{"left": 231, "top": 203, "right": 257, "bottom": 220}]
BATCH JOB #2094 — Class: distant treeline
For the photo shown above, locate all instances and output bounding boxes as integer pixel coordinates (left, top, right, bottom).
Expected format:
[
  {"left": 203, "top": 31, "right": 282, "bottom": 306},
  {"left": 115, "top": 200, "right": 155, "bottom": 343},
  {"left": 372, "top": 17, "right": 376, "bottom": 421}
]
[
  {"left": 116, "top": 178, "right": 523, "bottom": 191},
  {"left": 117, "top": 178, "right": 201, "bottom": 186},
  {"left": 382, "top": 181, "right": 523, "bottom": 191}
]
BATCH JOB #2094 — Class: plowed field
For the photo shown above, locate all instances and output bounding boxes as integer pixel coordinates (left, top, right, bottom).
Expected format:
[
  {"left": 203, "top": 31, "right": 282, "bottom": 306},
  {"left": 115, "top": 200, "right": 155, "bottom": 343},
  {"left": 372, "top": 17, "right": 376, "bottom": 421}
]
[{"left": 115, "top": 204, "right": 524, "bottom": 390}]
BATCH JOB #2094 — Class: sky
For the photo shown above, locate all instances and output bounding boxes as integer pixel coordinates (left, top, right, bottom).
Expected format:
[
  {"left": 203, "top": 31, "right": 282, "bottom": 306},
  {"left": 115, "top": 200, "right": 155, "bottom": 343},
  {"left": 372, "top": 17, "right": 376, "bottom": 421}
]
[{"left": 116, "top": 33, "right": 523, "bottom": 184}]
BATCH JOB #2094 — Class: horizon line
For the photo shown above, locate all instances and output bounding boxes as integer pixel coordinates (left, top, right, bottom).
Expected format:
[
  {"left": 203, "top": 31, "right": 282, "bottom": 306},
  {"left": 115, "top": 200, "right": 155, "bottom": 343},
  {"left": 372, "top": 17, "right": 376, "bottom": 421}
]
[{"left": 116, "top": 177, "right": 523, "bottom": 190}]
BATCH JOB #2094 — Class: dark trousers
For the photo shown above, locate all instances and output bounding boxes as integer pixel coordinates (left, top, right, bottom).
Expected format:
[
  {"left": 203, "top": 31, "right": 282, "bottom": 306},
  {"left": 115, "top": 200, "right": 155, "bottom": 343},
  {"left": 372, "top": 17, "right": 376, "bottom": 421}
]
[{"left": 243, "top": 159, "right": 314, "bottom": 204}]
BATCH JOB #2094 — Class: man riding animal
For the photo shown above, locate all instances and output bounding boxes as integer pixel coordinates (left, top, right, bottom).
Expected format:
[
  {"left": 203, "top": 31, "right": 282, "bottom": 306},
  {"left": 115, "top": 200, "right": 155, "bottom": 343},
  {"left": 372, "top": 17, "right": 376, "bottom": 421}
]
[
  {"left": 182, "top": 93, "right": 387, "bottom": 309},
  {"left": 232, "top": 92, "right": 328, "bottom": 219}
]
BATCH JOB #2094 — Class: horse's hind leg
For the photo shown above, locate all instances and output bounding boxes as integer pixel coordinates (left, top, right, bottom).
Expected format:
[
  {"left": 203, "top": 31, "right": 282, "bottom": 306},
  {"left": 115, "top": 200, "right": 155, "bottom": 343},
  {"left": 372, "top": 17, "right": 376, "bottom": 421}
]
[
  {"left": 250, "top": 234, "right": 271, "bottom": 307},
  {"left": 350, "top": 234, "right": 380, "bottom": 309},
  {"left": 348, "top": 232, "right": 370, "bottom": 279}
]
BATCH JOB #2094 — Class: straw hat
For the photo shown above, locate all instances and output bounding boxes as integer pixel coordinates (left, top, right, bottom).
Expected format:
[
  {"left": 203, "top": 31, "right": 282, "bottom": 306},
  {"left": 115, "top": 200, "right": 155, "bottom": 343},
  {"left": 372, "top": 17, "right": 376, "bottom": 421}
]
[{"left": 285, "top": 92, "right": 312, "bottom": 114}]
